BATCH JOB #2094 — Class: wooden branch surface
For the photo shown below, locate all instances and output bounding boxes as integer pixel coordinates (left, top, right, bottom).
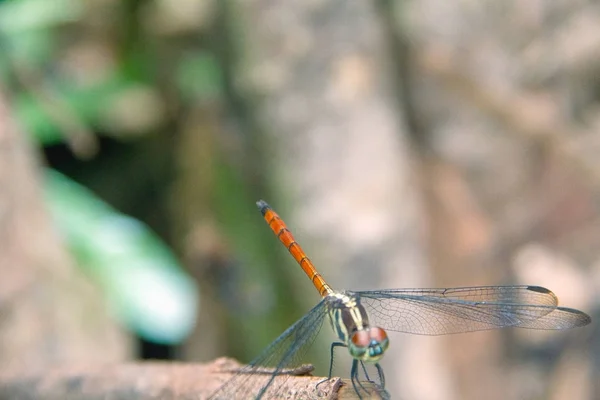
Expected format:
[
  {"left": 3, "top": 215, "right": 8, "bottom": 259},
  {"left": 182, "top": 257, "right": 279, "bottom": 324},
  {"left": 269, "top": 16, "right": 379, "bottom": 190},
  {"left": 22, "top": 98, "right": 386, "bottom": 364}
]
[{"left": 0, "top": 358, "right": 391, "bottom": 400}]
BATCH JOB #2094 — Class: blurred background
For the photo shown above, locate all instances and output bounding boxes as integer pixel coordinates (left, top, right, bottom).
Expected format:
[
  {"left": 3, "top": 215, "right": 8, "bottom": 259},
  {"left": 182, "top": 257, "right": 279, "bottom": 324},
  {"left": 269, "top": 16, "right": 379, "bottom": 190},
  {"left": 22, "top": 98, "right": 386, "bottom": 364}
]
[{"left": 0, "top": 0, "right": 598, "bottom": 399}]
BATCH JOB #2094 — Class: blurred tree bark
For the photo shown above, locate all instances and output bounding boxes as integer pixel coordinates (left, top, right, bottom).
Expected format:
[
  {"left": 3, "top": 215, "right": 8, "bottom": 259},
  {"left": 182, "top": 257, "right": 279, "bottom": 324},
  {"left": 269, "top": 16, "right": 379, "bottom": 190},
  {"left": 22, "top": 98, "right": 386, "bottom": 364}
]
[
  {"left": 394, "top": 1, "right": 597, "bottom": 400},
  {"left": 228, "top": 0, "right": 451, "bottom": 399},
  {"left": 223, "top": 1, "right": 597, "bottom": 400},
  {"left": 0, "top": 89, "right": 130, "bottom": 370},
  {"left": 172, "top": 104, "right": 229, "bottom": 362}
]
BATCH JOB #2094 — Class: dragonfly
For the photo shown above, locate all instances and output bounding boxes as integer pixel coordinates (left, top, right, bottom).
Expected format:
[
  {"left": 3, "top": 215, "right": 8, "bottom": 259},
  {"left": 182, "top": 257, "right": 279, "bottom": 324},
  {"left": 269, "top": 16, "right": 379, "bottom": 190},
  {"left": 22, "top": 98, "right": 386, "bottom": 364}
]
[{"left": 208, "top": 200, "right": 592, "bottom": 399}]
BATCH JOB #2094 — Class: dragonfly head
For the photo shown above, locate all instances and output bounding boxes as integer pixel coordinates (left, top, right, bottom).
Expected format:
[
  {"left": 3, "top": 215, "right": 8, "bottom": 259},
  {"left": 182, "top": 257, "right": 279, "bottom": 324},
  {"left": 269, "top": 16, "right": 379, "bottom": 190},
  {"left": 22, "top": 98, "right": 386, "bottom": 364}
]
[{"left": 348, "top": 326, "right": 389, "bottom": 362}]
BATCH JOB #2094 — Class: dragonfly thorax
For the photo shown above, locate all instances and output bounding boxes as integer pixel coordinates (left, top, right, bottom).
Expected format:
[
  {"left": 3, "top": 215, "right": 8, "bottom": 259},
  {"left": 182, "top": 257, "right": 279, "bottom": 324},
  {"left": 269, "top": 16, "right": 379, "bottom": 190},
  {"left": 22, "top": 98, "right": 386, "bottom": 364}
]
[{"left": 325, "top": 292, "right": 390, "bottom": 362}]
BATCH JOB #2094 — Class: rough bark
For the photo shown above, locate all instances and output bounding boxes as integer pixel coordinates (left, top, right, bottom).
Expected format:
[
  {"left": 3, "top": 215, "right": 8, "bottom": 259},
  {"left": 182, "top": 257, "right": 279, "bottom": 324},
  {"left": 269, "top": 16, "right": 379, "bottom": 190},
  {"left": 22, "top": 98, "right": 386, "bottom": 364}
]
[
  {"left": 0, "top": 89, "right": 129, "bottom": 369},
  {"left": 0, "top": 358, "right": 360, "bottom": 400}
]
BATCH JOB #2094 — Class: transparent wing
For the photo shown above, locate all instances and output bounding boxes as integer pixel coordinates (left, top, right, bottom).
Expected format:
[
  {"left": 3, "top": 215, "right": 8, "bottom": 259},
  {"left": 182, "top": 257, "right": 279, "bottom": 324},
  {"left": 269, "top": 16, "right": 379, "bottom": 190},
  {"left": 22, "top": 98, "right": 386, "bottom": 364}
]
[
  {"left": 208, "top": 299, "right": 329, "bottom": 400},
  {"left": 355, "top": 285, "right": 591, "bottom": 335}
]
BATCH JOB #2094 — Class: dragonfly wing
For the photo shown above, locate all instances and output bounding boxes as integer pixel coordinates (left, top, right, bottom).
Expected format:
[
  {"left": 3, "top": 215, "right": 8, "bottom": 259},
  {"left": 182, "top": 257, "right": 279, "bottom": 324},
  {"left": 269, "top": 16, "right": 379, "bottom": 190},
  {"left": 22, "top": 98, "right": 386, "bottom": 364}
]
[
  {"left": 510, "top": 306, "right": 591, "bottom": 329},
  {"left": 355, "top": 286, "right": 590, "bottom": 335},
  {"left": 208, "top": 299, "right": 329, "bottom": 400}
]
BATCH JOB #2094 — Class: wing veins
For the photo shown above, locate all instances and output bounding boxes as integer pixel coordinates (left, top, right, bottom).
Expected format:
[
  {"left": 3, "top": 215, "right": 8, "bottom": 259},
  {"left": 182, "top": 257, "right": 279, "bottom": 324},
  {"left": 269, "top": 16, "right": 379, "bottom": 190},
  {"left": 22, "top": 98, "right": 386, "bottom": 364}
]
[
  {"left": 353, "top": 286, "right": 580, "bottom": 335},
  {"left": 208, "top": 300, "right": 328, "bottom": 399}
]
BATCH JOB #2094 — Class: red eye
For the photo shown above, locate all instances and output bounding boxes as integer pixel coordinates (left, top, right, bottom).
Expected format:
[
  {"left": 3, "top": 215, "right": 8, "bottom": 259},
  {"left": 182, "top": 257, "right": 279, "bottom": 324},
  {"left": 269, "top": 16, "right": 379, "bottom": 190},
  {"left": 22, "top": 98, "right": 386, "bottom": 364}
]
[
  {"left": 370, "top": 327, "right": 388, "bottom": 342},
  {"left": 351, "top": 330, "right": 370, "bottom": 347}
]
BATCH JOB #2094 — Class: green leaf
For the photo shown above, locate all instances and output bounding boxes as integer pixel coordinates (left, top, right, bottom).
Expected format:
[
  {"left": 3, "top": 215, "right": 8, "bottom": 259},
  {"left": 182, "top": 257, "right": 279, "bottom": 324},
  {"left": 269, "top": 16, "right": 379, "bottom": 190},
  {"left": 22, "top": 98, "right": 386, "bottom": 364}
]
[{"left": 44, "top": 169, "right": 199, "bottom": 344}]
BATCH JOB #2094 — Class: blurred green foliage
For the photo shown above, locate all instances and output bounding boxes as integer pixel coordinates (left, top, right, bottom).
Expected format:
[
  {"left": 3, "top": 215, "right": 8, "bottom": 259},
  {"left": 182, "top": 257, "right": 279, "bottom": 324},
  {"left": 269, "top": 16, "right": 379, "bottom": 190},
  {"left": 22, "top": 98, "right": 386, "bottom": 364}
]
[
  {"left": 0, "top": 0, "right": 316, "bottom": 368},
  {"left": 0, "top": 0, "right": 218, "bottom": 345},
  {"left": 45, "top": 169, "right": 198, "bottom": 344}
]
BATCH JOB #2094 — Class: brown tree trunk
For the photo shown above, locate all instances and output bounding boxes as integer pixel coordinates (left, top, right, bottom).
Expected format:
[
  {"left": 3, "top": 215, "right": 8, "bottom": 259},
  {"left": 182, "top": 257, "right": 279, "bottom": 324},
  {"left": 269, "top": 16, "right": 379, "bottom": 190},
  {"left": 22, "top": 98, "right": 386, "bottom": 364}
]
[
  {"left": 0, "top": 89, "right": 130, "bottom": 369},
  {"left": 230, "top": 0, "right": 446, "bottom": 398}
]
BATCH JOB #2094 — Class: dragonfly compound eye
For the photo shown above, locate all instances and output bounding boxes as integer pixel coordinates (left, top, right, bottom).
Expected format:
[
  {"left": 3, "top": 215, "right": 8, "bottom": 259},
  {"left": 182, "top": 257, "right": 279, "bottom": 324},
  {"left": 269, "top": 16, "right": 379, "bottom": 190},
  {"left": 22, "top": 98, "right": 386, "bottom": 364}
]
[
  {"left": 370, "top": 327, "right": 388, "bottom": 343},
  {"left": 349, "top": 327, "right": 389, "bottom": 362}
]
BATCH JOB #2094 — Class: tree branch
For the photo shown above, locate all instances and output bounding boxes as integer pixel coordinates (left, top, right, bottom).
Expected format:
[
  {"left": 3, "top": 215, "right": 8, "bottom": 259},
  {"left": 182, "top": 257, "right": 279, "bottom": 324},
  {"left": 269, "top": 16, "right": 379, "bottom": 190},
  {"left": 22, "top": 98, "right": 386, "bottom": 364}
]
[{"left": 0, "top": 358, "right": 390, "bottom": 400}]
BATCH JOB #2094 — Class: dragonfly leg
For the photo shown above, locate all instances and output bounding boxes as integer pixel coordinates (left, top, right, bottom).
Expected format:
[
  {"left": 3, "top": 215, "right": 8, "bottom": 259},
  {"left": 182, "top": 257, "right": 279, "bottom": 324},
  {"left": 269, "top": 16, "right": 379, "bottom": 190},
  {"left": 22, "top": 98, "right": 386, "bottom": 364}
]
[
  {"left": 350, "top": 359, "right": 371, "bottom": 399},
  {"left": 316, "top": 342, "right": 345, "bottom": 390},
  {"left": 356, "top": 363, "right": 370, "bottom": 393},
  {"left": 375, "top": 362, "right": 386, "bottom": 389},
  {"left": 359, "top": 360, "right": 372, "bottom": 383},
  {"left": 351, "top": 360, "right": 388, "bottom": 398},
  {"left": 328, "top": 342, "right": 346, "bottom": 379}
]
